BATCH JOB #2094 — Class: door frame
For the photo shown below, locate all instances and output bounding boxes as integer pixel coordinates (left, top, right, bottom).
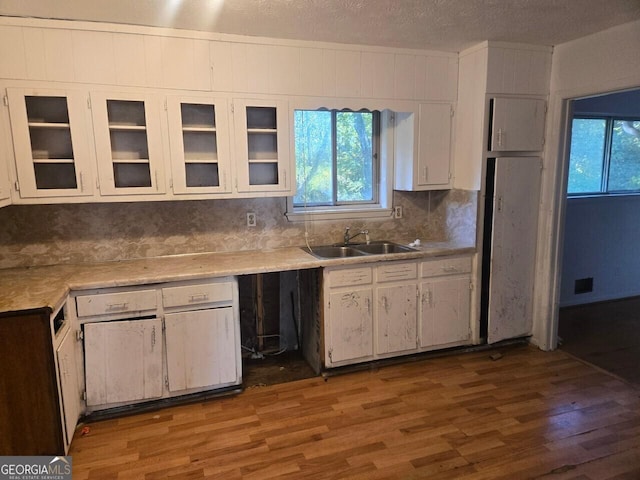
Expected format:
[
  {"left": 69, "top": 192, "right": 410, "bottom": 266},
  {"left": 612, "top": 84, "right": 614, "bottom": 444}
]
[{"left": 533, "top": 80, "right": 640, "bottom": 351}]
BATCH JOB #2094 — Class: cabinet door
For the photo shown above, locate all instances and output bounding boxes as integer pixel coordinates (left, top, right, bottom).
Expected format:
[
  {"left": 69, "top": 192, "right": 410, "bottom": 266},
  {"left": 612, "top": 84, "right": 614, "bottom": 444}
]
[
  {"left": 420, "top": 277, "right": 471, "bottom": 348},
  {"left": 487, "top": 157, "right": 541, "bottom": 343},
  {"left": 489, "top": 97, "right": 546, "bottom": 152},
  {"left": 56, "top": 328, "right": 80, "bottom": 450},
  {"left": 84, "top": 318, "right": 163, "bottom": 407},
  {"left": 166, "top": 96, "right": 232, "bottom": 195},
  {"left": 416, "top": 103, "right": 452, "bottom": 188},
  {"left": 233, "top": 98, "right": 291, "bottom": 194},
  {"left": 394, "top": 103, "right": 452, "bottom": 191},
  {"left": 164, "top": 307, "right": 239, "bottom": 392},
  {"left": 91, "top": 91, "right": 166, "bottom": 196},
  {"left": 326, "top": 288, "right": 373, "bottom": 365},
  {"left": 6, "top": 88, "right": 95, "bottom": 199},
  {"left": 376, "top": 283, "right": 418, "bottom": 355}
]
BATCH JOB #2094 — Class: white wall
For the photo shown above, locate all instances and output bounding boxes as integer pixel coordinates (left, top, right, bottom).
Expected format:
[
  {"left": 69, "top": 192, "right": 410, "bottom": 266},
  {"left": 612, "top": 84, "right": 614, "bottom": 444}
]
[
  {"left": 560, "top": 196, "right": 640, "bottom": 306},
  {"left": 533, "top": 19, "right": 640, "bottom": 349}
]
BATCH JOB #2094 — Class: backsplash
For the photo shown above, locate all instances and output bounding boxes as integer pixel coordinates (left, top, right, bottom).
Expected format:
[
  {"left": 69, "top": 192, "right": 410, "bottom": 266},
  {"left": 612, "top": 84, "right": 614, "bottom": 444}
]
[{"left": 0, "top": 190, "right": 476, "bottom": 269}]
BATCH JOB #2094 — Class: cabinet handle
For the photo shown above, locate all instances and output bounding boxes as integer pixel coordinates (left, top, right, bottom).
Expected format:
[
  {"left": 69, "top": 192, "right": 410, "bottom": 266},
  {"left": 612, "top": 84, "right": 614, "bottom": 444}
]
[
  {"left": 188, "top": 293, "right": 209, "bottom": 302},
  {"left": 443, "top": 266, "right": 459, "bottom": 273},
  {"left": 151, "top": 326, "right": 156, "bottom": 350},
  {"left": 79, "top": 172, "right": 85, "bottom": 192},
  {"left": 366, "top": 297, "right": 371, "bottom": 314},
  {"left": 155, "top": 170, "right": 159, "bottom": 191},
  {"left": 282, "top": 170, "right": 287, "bottom": 188},
  {"left": 422, "top": 166, "right": 428, "bottom": 182},
  {"left": 497, "top": 128, "right": 504, "bottom": 148},
  {"left": 106, "top": 302, "right": 128, "bottom": 311}
]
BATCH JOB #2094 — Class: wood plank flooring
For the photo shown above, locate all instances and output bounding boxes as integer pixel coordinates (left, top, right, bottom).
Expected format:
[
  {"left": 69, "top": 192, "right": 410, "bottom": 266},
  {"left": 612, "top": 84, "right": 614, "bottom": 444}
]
[
  {"left": 559, "top": 296, "right": 640, "bottom": 386},
  {"left": 69, "top": 344, "right": 640, "bottom": 479}
]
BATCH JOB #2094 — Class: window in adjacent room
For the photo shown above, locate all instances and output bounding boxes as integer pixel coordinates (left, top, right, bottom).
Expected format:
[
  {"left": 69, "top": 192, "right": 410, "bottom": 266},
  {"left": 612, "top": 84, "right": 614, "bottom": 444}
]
[
  {"left": 288, "top": 108, "right": 391, "bottom": 219},
  {"left": 567, "top": 116, "right": 640, "bottom": 195}
]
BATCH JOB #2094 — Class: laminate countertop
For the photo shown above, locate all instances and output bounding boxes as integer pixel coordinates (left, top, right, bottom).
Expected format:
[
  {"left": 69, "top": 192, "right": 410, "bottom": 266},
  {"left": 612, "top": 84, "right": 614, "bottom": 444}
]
[{"left": 0, "top": 241, "right": 474, "bottom": 315}]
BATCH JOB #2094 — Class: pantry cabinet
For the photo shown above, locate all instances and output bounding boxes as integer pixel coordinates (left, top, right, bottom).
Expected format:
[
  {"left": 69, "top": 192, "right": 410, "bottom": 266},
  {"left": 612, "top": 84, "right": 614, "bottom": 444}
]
[
  {"left": 6, "top": 87, "right": 96, "bottom": 199},
  {"left": 166, "top": 96, "right": 232, "bottom": 195},
  {"left": 394, "top": 102, "right": 453, "bottom": 191},
  {"left": 233, "top": 98, "right": 292, "bottom": 194},
  {"left": 91, "top": 91, "right": 167, "bottom": 196}
]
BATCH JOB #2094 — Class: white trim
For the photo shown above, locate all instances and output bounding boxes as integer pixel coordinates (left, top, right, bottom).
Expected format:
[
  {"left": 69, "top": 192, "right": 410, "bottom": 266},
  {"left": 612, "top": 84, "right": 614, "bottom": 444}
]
[{"left": 285, "top": 207, "right": 393, "bottom": 222}]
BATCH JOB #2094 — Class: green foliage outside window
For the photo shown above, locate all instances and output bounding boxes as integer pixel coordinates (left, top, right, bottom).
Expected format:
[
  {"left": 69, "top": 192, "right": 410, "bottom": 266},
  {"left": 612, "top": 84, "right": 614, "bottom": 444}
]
[
  {"left": 568, "top": 117, "right": 640, "bottom": 195},
  {"left": 294, "top": 109, "right": 376, "bottom": 206}
]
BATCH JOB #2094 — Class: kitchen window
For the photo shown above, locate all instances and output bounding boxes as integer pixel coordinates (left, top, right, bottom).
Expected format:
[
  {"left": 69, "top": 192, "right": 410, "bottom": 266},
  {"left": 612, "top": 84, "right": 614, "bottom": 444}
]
[
  {"left": 568, "top": 116, "right": 640, "bottom": 195},
  {"left": 286, "top": 108, "right": 393, "bottom": 221}
]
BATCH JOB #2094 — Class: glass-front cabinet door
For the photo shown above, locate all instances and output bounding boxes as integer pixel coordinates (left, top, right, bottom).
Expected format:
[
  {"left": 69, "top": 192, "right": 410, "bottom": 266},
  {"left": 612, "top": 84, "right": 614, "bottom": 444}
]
[
  {"left": 233, "top": 99, "right": 291, "bottom": 194},
  {"left": 166, "top": 96, "right": 231, "bottom": 195},
  {"left": 91, "top": 91, "right": 166, "bottom": 196},
  {"left": 6, "top": 88, "right": 95, "bottom": 199}
]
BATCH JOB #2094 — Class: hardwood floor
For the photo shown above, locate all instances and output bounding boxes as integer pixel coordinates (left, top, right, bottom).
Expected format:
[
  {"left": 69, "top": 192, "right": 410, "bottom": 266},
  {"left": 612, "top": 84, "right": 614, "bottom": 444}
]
[
  {"left": 559, "top": 296, "right": 640, "bottom": 386},
  {"left": 69, "top": 344, "right": 640, "bottom": 479}
]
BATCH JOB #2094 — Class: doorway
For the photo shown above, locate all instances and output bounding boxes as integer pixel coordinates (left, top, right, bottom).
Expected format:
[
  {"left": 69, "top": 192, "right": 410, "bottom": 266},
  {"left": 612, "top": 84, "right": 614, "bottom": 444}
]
[{"left": 556, "top": 88, "right": 640, "bottom": 386}]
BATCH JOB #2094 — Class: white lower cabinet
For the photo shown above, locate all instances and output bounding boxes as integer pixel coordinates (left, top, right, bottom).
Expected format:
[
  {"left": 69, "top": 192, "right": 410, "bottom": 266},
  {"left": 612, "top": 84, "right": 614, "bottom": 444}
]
[
  {"left": 165, "top": 307, "right": 238, "bottom": 391},
  {"left": 323, "top": 266, "right": 374, "bottom": 367},
  {"left": 84, "top": 317, "right": 163, "bottom": 406},
  {"left": 419, "top": 256, "right": 472, "bottom": 349},
  {"left": 70, "top": 276, "right": 241, "bottom": 413},
  {"left": 55, "top": 326, "right": 81, "bottom": 451},
  {"left": 375, "top": 262, "right": 419, "bottom": 357},
  {"left": 323, "top": 256, "right": 472, "bottom": 368}
]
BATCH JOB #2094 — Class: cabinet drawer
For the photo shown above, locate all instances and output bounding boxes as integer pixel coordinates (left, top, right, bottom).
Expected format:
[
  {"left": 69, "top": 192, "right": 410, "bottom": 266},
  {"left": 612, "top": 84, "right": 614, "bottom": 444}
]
[
  {"left": 422, "top": 256, "right": 472, "bottom": 277},
  {"left": 162, "top": 282, "right": 234, "bottom": 308},
  {"left": 76, "top": 289, "right": 157, "bottom": 317},
  {"left": 327, "top": 267, "right": 372, "bottom": 288},
  {"left": 377, "top": 262, "right": 417, "bottom": 282}
]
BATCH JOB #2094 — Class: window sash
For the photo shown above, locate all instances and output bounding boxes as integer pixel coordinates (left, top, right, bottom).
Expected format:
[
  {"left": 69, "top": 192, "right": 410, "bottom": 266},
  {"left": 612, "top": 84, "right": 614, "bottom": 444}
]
[
  {"left": 293, "top": 109, "right": 380, "bottom": 208},
  {"left": 568, "top": 115, "right": 640, "bottom": 196}
]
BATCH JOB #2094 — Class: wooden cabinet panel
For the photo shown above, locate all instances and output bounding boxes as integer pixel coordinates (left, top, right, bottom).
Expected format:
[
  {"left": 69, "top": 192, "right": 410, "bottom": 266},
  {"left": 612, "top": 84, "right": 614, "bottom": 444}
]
[
  {"left": 162, "top": 281, "right": 234, "bottom": 308},
  {"left": 56, "top": 328, "right": 80, "bottom": 450},
  {"left": 6, "top": 88, "right": 96, "bottom": 199},
  {"left": 489, "top": 97, "right": 546, "bottom": 152},
  {"left": 84, "top": 318, "right": 163, "bottom": 406},
  {"left": 75, "top": 289, "right": 157, "bottom": 317},
  {"left": 376, "top": 283, "right": 418, "bottom": 355},
  {"left": 0, "top": 309, "right": 64, "bottom": 455},
  {"left": 72, "top": 30, "right": 116, "bottom": 85},
  {"left": 420, "top": 277, "right": 471, "bottom": 348},
  {"left": 327, "top": 288, "right": 373, "bottom": 364},
  {"left": 165, "top": 307, "right": 238, "bottom": 391}
]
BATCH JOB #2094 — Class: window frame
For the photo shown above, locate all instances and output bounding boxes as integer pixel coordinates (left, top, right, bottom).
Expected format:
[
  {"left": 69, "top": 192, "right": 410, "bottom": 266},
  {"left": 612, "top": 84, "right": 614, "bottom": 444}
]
[
  {"left": 286, "top": 104, "right": 394, "bottom": 222},
  {"left": 568, "top": 114, "right": 640, "bottom": 197}
]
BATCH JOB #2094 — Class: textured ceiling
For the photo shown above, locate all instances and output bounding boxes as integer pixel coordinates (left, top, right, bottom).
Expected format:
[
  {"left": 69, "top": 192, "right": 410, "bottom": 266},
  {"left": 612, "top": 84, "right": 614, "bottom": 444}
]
[{"left": 1, "top": 0, "right": 639, "bottom": 52}]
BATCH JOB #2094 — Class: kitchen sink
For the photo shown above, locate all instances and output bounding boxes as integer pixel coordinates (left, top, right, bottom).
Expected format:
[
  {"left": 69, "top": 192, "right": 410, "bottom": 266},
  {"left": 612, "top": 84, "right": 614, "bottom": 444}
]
[
  {"left": 350, "top": 241, "right": 416, "bottom": 255},
  {"left": 305, "top": 241, "right": 416, "bottom": 259},
  {"left": 307, "top": 245, "right": 369, "bottom": 258}
]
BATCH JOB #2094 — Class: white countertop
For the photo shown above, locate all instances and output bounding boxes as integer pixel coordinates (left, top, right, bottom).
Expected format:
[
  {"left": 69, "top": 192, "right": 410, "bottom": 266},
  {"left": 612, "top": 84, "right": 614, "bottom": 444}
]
[{"left": 0, "top": 241, "right": 474, "bottom": 315}]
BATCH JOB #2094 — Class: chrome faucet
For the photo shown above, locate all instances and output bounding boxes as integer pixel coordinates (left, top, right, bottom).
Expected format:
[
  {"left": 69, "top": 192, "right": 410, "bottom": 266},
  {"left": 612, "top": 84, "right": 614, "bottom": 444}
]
[{"left": 344, "top": 227, "right": 370, "bottom": 245}]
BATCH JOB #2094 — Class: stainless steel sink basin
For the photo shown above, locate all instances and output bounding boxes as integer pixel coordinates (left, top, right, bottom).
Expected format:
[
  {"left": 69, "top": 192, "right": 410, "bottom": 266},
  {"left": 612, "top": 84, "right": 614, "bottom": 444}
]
[
  {"left": 351, "top": 241, "right": 416, "bottom": 255},
  {"left": 305, "top": 241, "right": 416, "bottom": 259},
  {"left": 307, "top": 245, "right": 369, "bottom": 259}
]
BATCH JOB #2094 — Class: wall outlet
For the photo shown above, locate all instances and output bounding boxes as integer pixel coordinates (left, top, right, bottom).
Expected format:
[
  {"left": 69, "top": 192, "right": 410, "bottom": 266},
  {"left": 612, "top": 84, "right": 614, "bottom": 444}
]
[
  {"left": 246, "top": 212, "right": 257, "bottom": 227},
  {"left": 394, "top": 206, "right": 403, "bottom": 219}
]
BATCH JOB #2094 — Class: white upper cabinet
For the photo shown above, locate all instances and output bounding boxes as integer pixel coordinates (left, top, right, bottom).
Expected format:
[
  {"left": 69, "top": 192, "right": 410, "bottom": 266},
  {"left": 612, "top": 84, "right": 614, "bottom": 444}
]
[
  {"left": 166, "top": 96, "right": 232, "bottom": 195},
  {"left": 489, "top": 97, "right": 546, "bottom": 152},
  {"left": 91, "top": 91, "right": 167, "bottom": 196},
  {"left": 233, "top": 98, "right": 291, "bottom": 194},
  {"left": 6, "top": 87, "right": 96, "bottom": 199},
  {"left": 394, "top": 102, "right": 453, "bottom": 191}
]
